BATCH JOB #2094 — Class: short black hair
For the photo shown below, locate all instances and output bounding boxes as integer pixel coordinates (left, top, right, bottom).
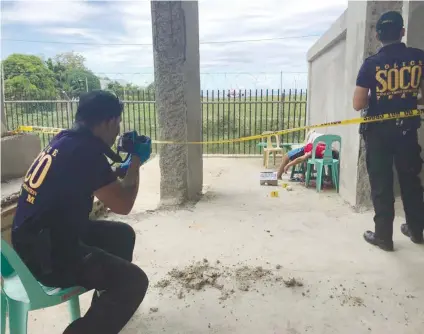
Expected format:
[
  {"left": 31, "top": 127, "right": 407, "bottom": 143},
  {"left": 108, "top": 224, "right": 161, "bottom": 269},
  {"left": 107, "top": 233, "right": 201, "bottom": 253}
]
[
  {"left": 376, "top": 11, "right": 404, "bottom": 43},
  {"left": 75, "top": 90, "right": 123, "bottom": 127}
]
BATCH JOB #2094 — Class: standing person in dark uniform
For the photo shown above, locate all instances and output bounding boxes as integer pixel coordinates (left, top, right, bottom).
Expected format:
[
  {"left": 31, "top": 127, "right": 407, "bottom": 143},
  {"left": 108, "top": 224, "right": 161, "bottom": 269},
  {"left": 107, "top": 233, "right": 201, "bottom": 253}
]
[
  {"left": 12, "top": 91, "right": 151, "bottom": 333},
  {"left": 353, "top": 11, "right": 424, "bottom": 251}
]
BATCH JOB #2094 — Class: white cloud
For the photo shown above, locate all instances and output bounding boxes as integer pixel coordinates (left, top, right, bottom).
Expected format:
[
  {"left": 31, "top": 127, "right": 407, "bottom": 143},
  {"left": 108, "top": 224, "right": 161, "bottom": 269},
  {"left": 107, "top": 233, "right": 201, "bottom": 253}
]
[
  {"left": 1, "top": 1, "right": 99, "bottom": 25},
  {"left": 1, "top": 0, "right": 348, "bottom": 88},
  {"left": 38, "top": 27, "right": 105, "bottom": 43}
]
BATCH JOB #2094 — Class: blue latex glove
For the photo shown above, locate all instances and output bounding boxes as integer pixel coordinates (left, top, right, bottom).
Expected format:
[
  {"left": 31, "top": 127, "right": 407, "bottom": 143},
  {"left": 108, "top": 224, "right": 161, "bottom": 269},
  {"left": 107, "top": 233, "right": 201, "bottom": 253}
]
[
  {"left": 119, "top": 155, "right": 132, "bottom": 172},
  {"left": 133, "top": 135, "right": 152, "bottom": 164}
]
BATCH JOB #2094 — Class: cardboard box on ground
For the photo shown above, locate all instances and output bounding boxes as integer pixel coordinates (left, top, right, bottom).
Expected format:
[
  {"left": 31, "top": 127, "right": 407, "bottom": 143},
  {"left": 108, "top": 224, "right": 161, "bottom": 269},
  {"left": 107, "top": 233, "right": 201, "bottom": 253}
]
[{"left": 259, "top": 171, "right": 278, "bottom": 186}]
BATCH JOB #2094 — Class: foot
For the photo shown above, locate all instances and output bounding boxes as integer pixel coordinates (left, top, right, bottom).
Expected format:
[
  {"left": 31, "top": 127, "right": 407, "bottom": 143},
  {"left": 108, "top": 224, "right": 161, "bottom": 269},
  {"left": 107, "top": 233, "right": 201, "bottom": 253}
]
[
  {"left": 400, "top": 224, "right": 423, "bottom": 244},
  {"left": 363, "top": 231, "right": 394, "bottom": 251}
]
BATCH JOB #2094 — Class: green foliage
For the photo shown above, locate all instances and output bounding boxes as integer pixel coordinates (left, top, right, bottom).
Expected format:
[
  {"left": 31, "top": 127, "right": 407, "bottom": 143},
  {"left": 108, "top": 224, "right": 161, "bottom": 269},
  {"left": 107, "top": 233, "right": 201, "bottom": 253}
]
[
  {"left": 2, "top": 51, "right": 154, "bottom": 102},
  {"left": 66, "top": 69, "right": 101, "bottom": 97},
  {"left": 3, "top": 54, "right": 56, "bottom": 99},
  {"left": 54, "top": 51, "right": 87, "bottom": 71},
  {"left": 105, "top": 81, "right": 154, "bottom": 101},
  {"left": 46, "top": 52, "right": 100, "bottom": 97},
  {"left": 46, "top": 57, "right": 68, "bottom": 92}
]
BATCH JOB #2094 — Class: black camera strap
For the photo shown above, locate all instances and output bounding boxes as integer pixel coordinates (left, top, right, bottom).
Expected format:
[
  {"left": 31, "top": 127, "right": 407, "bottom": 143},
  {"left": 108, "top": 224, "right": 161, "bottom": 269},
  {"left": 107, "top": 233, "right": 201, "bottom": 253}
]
[{"left": 69, "top": 123, "right": 124, "bottom": 164}]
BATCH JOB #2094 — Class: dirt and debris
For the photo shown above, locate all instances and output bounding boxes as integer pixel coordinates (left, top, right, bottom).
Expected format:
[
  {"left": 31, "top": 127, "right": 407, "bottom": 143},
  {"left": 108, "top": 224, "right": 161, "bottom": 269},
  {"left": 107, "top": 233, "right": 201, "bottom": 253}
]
[
  {"left": 237, "top": 282, "right": 250, "bottom": 291},
  {"left": 167, "top": 261, "right": 224, "bottom": 292},
  {"left": 218, "top": 289, "right": 235, "bottom": 301},
  {"left": 154, "top": 260, "right": 298, "bottom": 300},
  {"left": 154, "top": 279, "right": 171, "bottom": 288},
  {"left": 149, "top": 307, "right": 159, "bottom": 313},
  {"left": 283, "top": 277, "right": 304, "bottom": 288},
  {"left": 234, "top": 266, "right": 272, "bottom": 291},
  {"left": 330, "top": 285, "right": 365, "bottom": 307},
  {"left": 234, "top": 266, "right": 272, "bottom": 282},
  {"left": 177, "top": 289, "right": 185, "bottom": 299},
  {"left": 339, "top": 295, "right": 365, "bottom": 307}
]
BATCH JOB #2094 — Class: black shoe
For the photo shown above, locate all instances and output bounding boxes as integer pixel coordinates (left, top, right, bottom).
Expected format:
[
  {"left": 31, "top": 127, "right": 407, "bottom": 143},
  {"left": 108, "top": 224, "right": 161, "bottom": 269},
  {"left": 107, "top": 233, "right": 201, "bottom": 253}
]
[
  {"left": 400, "top": 224, "right": 424, "bottom": 244},
  {"left": 363, "top": 231, "right": 394, "bottom": 251}
]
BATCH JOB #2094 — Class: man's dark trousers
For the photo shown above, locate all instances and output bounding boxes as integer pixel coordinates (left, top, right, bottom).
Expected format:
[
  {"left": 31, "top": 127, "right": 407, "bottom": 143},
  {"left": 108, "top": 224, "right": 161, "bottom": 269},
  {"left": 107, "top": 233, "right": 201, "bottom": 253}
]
[
  {"left": 364, "top": 122, "right": 424, "bottom": 242},
  {"left": 15, "top": 220, "right": 149, "bottom": 334}
]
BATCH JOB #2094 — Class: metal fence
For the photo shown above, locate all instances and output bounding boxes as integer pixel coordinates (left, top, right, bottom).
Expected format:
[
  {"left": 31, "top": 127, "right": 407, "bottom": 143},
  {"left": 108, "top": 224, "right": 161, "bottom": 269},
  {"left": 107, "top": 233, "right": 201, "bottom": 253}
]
[{"left": 4, "top": 89, "right": 307, "bottom": 155}]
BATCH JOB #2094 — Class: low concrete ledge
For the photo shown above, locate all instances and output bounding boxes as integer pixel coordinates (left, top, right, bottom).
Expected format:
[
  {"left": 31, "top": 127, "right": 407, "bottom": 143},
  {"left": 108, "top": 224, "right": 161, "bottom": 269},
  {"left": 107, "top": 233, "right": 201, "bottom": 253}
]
[{"left": 1, "top": 134, "right": 41, "bottom": 182}]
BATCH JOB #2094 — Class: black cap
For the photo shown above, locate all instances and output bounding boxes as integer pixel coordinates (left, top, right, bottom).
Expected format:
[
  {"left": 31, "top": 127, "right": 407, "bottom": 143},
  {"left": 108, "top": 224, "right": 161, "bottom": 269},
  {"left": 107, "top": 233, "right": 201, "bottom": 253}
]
[
  {"left": 75, "top": 90, "right": 123, "bottom": 126},
  {"left": 376, "top": 11, "right": 404, "bottom": 40}
]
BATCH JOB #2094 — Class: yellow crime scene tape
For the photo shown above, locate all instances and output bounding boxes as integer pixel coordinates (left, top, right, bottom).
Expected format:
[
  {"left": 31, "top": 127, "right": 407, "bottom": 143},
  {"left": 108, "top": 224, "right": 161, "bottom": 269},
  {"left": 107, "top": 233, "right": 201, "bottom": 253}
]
[{"left": 12, "top": 109, "right": 424, "bottom": 145}]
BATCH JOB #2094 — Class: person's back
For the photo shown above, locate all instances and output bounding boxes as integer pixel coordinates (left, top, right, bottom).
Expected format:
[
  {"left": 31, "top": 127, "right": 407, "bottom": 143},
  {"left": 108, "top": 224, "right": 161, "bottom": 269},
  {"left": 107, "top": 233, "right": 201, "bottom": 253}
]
[
  {"left": 12, "top": 90, "right": 151, "bottom": 334},
  {"left": 363, "top": 43, "right": 423, "bottom": 118},
  {"left": 356, "top": 15, "right": 423, "bottom": 132}
]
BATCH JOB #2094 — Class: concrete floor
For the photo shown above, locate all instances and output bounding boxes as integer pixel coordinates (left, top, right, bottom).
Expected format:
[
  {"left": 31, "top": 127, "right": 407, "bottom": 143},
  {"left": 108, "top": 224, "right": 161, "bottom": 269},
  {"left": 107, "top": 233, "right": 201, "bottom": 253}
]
[{"left": 25, "top": 157, "right": 424, "bottom": 334}]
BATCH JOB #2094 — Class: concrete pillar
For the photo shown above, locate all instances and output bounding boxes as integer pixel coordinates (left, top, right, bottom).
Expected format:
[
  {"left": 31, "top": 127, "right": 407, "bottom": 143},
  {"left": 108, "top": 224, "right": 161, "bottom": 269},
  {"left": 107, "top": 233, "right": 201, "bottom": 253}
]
[
  {"left": 344, "top": 1, "right": 403, "bottom": 209},
  {"left": 151, "top": 0, "right": 203, "bottom": 206}
]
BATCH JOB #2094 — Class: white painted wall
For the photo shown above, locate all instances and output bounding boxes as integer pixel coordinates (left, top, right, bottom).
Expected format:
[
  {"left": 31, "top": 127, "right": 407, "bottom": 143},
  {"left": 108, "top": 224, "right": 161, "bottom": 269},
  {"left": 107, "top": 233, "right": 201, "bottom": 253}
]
[
  {"left": 309, "top": 39, "right": 347, "bottom": 129},
  {"left": 306, "top": 6, "right": 366, "bottom": 206}
]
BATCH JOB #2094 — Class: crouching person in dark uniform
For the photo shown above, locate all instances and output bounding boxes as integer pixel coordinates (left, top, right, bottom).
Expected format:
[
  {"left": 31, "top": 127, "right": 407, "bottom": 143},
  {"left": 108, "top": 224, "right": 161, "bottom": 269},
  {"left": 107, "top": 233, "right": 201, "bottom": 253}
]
[
  {"left": 353, "top": 11, "right": 424, "bottom": 251},
  {"left": 12, "top": 91, "right": 151, "bottom": 333}
]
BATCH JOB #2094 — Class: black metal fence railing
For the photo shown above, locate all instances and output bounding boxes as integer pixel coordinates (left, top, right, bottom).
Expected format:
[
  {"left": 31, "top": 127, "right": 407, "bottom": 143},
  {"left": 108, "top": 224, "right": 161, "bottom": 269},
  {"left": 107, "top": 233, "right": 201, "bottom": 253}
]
[{"left": 4, "top": 89, "right": 307, "bottom": 155}]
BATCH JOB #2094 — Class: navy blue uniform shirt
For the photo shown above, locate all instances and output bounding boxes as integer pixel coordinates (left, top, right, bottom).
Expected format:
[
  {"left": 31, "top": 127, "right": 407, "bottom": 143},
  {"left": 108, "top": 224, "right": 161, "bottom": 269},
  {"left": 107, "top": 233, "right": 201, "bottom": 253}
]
[
  {"left": 12, "top": 129, "right": 117, "bottom": 258},
  {"left": 356, "top": 42, "right": 424, "bottom": 126}
]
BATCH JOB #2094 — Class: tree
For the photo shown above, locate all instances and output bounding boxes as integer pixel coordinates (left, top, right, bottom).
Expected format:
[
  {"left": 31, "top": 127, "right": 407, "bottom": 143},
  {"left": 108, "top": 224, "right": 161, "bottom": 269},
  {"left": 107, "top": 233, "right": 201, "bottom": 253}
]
[
  {"left": 144, "top": 82, "right": 155, "bottom": 99},
  {"left": 106, "top": 80, "right": 125, "bottom": 94},
  {"left": 46, "top": 52, "right": 100, "bottom": 97},
  {"left": 54, "top": 51, "right": 87, "bottom": 71},
  {"left": 2, "top": 54, "right": 56, "bottom": 99},
  {"left": 105, "top": 81, "right": 148, "bottom": 100},
  {"left": 66, "top": 69, "right": 101, "bottom": 98},
  {"left": 46, "top": 57, "right": 69, "bottom": 92}
]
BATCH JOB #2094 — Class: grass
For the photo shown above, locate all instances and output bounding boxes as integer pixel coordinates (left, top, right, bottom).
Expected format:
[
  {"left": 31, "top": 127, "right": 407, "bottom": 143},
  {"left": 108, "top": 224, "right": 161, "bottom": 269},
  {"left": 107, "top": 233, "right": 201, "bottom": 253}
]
[{"left": 4, "top": 93, "right": 307, "bottom": 154}]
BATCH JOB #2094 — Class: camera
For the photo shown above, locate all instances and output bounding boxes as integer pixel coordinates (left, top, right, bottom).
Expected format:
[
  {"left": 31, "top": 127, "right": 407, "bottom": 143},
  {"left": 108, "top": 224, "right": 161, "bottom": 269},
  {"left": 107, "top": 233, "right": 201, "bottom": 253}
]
[{"left": 118, "top": 131, "right": 150, "bottom": 154}]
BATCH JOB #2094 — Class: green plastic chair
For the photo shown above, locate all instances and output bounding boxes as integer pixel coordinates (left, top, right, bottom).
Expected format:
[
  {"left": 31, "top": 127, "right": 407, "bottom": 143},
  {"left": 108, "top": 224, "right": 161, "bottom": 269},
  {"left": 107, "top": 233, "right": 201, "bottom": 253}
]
[
  {"left": 305, "top": 135, "right": 341, "bottom": 192},
  {"left": 1, "top": 238, "right": 87, "bottom": 334}
]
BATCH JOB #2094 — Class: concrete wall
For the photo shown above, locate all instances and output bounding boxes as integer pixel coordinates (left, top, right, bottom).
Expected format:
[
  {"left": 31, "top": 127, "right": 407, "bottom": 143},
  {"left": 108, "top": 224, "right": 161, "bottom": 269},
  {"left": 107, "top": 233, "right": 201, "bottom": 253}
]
[
  {"left": 1, "top": 134, "right": 41, "bottom": 182},
  {"left": 307, "top": 8, "right": 362, "bottom": 206},
  {"left": 307, "top": 11, "right": 347, "bottom": 127},
  {"left": 308, "top": 39, "right": 347, "bottom": 128}
]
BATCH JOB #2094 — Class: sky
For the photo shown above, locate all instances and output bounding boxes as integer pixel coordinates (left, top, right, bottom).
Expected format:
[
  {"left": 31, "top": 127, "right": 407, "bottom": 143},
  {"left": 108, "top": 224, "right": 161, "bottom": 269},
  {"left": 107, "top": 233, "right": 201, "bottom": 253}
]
[{"left": 1, "top": 0, "right": 348, "bottom": 90}]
